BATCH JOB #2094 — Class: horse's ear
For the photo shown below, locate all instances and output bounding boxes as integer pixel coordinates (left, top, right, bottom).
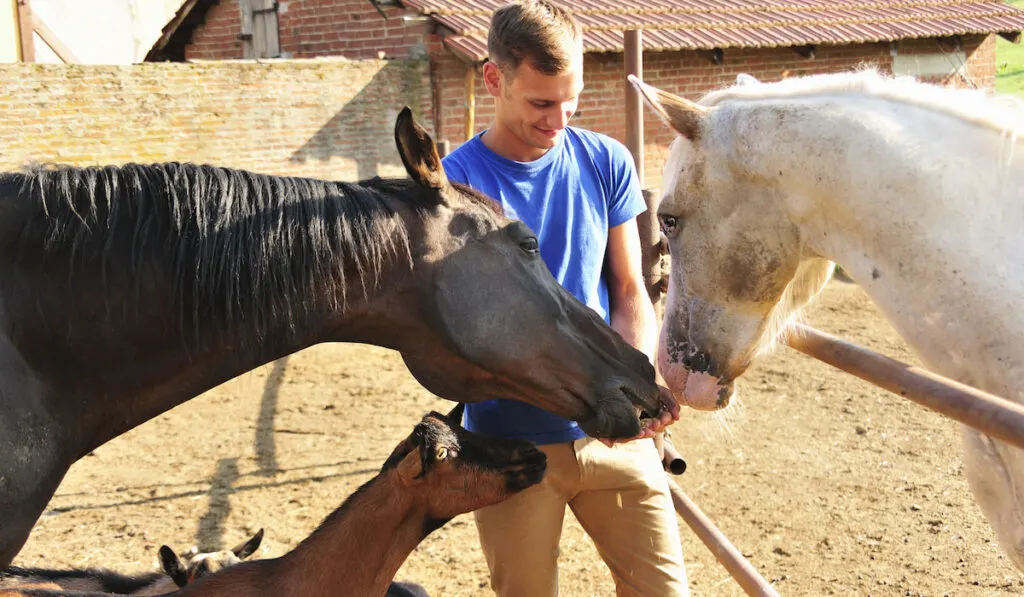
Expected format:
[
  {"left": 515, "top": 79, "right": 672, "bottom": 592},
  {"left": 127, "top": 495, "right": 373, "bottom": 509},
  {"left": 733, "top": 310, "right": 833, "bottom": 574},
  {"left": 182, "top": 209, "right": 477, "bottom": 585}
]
[
  {"left": 735, "top": 73, "right": 760, "bottom": 86},
  {"left": 158, "top": 545, "right": 189, "bottom": 588},
  {"left": 394, "top": 106, "right": 448, "bottom": 193},
  {"left": 627, "top": 75, "right": 707, "bottom": 141},
  {"left": 231, "top": 528, "right": 263, "bottom": 560}
]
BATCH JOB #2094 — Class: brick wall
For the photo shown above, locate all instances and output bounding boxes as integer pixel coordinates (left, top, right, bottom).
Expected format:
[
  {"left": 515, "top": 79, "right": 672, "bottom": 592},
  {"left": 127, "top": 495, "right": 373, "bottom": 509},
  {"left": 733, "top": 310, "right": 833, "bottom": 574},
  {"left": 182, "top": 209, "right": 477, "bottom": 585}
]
[
  {"left": 433, "top": 34, "right": 995, "bottom": 188},
  {"left": 181, "top": 4, "right": 995, "bottom": 186},
  {"left": 0, "top": 58, "right": 432, "bottom": 182},
  {"left": 186, "top": 0, "right": 429, "bottom": 61}
]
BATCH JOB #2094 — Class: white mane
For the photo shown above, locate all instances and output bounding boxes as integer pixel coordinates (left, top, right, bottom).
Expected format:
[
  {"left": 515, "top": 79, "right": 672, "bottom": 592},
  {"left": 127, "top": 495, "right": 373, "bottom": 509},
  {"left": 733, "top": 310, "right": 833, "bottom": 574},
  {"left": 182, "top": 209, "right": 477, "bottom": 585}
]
[{"left": 699, "top": 68, "right": 1024, "bottom": 137}]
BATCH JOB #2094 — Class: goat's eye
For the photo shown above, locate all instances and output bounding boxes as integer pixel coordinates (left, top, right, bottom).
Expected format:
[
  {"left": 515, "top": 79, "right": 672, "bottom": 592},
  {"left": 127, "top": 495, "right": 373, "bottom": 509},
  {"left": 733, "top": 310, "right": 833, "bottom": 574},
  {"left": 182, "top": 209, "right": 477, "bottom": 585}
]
[
  {"left": 519, "top": 237, "right": 540, "bottom": 255},
  {"left": 435, "top": 447, "right": 448, "bottom": 460},
  {"left": 659, "top": 215, "right": 679, "bottom": 234}
]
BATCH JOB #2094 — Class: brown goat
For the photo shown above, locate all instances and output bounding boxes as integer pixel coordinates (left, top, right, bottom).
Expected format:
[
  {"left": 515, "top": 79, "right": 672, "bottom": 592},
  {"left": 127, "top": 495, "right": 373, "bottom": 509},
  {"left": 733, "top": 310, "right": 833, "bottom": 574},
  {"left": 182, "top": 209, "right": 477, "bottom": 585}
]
[
  {"left": 170, "top": 408, "right": 545, "bottom": 597},
  {"left": 156, "top": 529, "right": 264, "bottom": 591},
  {"left": 0, "top": 529, "right": 263, "bottom": 596},
  {"left": 0, "top": 565, "right": 165, "bottom": 594},
  {"left": 0, "top": 408, "right": 544, "bottom": 597}
]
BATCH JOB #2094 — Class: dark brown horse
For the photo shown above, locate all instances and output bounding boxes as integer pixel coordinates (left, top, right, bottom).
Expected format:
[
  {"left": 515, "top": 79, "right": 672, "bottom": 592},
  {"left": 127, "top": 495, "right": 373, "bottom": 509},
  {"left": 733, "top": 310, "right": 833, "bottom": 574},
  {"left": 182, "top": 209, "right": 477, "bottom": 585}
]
[{"left": 0, "top": 108, "right": 666, "bottom": 566}]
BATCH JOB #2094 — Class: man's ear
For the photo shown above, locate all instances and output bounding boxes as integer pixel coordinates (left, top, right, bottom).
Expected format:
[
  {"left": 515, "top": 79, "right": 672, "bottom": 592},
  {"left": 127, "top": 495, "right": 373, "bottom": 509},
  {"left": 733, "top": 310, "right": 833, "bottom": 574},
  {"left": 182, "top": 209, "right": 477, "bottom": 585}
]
[{"left": 482, "top": 61, "right": 503, "bottom": 98}]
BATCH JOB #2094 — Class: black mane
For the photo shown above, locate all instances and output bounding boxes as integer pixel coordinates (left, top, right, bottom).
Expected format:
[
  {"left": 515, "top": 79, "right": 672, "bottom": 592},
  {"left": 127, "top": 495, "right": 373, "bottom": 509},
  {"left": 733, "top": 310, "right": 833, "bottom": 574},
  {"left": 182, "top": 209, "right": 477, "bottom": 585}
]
[{"left": 6, "top": 162, "right": 429, "bottom": 339}]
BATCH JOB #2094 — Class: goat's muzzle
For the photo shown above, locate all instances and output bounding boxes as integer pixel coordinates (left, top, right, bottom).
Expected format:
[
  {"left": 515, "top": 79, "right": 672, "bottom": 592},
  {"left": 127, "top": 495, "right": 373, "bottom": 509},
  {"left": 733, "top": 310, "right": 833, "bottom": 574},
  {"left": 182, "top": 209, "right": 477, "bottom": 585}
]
[{"left": 504, "top": 446, "right": 547, "bottom": 493}]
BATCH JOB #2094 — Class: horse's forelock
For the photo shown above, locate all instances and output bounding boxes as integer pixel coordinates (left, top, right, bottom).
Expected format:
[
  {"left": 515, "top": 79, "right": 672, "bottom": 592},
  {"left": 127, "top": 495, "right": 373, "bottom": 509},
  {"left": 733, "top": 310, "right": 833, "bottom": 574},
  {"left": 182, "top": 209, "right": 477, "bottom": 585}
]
[
  {"left": 660, "top": 136, "right": 694, "bottom": 209},
  {"left": 449, "top": 181, "right": 504, "bottom": 218}
]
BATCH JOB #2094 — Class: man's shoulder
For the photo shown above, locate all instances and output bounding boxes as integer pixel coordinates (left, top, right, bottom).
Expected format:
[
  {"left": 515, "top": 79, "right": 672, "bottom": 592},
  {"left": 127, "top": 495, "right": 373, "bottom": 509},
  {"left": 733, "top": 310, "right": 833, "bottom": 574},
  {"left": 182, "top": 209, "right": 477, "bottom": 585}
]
[
  {"left": 565, "top": 127, "right": 633, "bottom": 165},
  {"left": 566, "top": 126, "right": 618, "bottom": 146},
  {"left": 441, "top": 137, "right": 482, "bottom": 182}
]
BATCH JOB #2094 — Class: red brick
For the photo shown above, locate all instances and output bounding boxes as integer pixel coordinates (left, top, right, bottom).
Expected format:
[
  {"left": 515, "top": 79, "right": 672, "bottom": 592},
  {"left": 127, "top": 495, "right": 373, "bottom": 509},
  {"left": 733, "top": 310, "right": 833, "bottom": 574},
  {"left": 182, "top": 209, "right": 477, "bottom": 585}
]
[{"left": 183, "top": 7, "right": 995, "bottom": 185}]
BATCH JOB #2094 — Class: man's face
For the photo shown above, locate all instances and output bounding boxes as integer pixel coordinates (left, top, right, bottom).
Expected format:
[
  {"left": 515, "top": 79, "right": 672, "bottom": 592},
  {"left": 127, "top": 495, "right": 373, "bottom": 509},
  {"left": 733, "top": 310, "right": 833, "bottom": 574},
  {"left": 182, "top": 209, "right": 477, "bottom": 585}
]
[{"left": 492, "top": 45, "right": 584, "bottom": 154}]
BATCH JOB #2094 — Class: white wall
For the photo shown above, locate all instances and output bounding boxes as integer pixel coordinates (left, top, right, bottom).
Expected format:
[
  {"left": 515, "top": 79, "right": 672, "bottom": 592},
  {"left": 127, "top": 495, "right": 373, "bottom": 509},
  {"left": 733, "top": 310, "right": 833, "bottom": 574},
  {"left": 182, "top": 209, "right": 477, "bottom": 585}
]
[
  {"left": 1, "top": 0, "right": 21, "bottom": 62},
  {"left": 30, "top": 0, "right": 183, "bottom": 64}
]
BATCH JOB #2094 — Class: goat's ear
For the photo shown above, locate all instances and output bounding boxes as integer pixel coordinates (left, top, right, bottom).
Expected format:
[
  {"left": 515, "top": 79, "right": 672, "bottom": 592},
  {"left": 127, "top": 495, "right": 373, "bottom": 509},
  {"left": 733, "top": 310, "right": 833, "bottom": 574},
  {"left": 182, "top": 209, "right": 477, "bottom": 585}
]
[
  {"left": 395, "top": 423, "right": 434, "bottom": 484},
  {"left": 231, "top": 528, "right": 264, "bottom": 560},
  {"left": 395, "top": 446, "right": 425, "bottom": 484},
  {"left": 383, "top": 436, "right": 414, "bottom": 471},
  {"left": 158, "top": 545, "right": 189, "bottom": 588},
  {"left": 627, "top": 75, "right": 708, "bottom": 141},
  {"left": 395, "top": 106, "right": 449, "bottom": 194},
  {"left": 444, "top": 403, "right": 465, "bottom": 426}
]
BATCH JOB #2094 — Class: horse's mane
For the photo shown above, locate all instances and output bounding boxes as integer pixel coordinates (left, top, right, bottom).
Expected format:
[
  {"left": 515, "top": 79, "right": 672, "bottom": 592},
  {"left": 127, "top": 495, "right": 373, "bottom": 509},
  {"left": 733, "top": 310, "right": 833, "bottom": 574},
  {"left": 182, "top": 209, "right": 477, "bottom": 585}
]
[
  {"left": 701, "top": 68, "right": 1024, "bottom": 136},
  {"left": 7, "top": 162, "right": 431, "bottom": 340}
]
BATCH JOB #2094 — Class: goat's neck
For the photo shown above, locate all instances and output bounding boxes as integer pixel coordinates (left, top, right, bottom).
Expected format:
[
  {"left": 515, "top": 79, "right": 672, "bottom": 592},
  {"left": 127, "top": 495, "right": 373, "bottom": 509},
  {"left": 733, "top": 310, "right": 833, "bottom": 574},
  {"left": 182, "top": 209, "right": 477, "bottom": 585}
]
[{"left": 281, "top": 470, "right": 427, "bottom": 597}]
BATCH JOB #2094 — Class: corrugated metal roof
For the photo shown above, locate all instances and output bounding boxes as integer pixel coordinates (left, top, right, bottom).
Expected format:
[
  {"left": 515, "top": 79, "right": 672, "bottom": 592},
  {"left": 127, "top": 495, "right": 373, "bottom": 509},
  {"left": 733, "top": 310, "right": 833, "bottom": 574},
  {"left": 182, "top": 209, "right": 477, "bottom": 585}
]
[{"left": 399, "top": 0, "right": 1024, "bottom": 62}]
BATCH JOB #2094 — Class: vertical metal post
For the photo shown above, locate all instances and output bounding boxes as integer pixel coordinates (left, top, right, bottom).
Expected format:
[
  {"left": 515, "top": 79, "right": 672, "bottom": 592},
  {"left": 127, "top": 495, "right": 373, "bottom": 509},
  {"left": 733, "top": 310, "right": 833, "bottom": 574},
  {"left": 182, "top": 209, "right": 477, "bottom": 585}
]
[
  {"left": 624, "top": 29, "right": 643, "bottom": 185},
  {"left": 624, "top": 29, "right": 664, "bottom": 313},
  {"left": 464, "top": 64, "right": 476, "bottom": 141},
  {"left": 16, "top": 0, "right": 34, "bottom": 62}
]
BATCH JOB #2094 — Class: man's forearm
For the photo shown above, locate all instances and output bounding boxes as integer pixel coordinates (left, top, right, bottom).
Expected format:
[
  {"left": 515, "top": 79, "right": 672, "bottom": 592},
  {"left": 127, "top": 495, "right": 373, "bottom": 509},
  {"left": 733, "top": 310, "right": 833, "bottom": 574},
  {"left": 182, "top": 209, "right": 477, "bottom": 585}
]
[{"left": 610, "top": 290, "right": 659, "bottom": 365}]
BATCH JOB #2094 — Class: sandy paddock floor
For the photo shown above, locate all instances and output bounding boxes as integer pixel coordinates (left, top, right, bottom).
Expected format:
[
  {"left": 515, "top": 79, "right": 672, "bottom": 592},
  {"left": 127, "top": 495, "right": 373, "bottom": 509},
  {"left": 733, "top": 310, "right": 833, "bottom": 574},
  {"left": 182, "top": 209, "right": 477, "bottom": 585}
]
[{"left": 13, "top": 281, "right": 1024, "bottom": 596}]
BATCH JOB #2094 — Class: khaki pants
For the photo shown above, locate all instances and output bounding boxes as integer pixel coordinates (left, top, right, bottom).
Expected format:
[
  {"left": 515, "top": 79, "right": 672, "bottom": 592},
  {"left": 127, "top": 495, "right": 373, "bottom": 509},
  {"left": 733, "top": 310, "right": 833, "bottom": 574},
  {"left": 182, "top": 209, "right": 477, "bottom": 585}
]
[{"left": 474, "top": 436, "right": 689, "bottom": 597}]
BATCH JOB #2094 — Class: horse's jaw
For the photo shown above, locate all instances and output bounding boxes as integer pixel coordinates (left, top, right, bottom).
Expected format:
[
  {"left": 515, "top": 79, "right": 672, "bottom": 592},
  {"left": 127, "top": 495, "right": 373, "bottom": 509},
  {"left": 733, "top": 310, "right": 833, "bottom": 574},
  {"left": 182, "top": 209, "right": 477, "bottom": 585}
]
[{"left": 656, "top": 286, "right": 766, "bottom": 411}]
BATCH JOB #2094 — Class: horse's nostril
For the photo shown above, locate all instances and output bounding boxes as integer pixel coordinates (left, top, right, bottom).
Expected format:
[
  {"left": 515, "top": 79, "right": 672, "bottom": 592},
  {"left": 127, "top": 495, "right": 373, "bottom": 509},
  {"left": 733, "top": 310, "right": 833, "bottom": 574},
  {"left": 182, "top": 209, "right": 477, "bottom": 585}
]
[{"left": 682, "top": 348, "right": 712, "bottom": 373}]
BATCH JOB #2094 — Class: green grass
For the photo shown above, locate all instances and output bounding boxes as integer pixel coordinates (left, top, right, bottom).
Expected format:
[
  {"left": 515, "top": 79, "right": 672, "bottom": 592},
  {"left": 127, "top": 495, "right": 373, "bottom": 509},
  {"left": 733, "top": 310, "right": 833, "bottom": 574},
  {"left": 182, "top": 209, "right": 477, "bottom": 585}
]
[{"left": 996, "top": 0, "right": 1024, "bottom": 97}]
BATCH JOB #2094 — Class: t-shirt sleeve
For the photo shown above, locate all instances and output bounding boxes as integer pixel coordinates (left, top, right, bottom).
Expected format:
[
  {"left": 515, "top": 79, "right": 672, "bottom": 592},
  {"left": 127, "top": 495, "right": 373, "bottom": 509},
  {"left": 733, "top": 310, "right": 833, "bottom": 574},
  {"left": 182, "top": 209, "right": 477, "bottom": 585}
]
[{"left": 606, "top": 138, "right": 648, "bottom": 227}]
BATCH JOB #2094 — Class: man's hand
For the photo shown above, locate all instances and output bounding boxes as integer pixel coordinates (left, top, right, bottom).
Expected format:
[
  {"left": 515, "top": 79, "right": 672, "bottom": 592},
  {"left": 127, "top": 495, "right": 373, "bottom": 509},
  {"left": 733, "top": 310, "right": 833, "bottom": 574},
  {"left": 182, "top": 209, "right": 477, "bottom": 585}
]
[{"left": 598, "top": 385, "right": 680, "bottom": 446}]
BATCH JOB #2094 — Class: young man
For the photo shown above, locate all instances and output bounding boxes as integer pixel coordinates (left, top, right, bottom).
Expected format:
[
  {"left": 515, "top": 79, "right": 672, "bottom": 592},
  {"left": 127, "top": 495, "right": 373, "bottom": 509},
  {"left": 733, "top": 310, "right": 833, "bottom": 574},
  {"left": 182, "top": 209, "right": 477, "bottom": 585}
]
[{"left": 440, "top": 2, "right": 688, "bottom": 596}]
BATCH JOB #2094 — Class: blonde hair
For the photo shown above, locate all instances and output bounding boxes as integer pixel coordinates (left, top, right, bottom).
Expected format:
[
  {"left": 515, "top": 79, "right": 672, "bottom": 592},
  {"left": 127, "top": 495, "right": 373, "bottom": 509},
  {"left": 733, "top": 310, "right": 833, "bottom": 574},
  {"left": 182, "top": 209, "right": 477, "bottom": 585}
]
[{"left": 488, "top": 0, "right": 581, "bottom": 75}]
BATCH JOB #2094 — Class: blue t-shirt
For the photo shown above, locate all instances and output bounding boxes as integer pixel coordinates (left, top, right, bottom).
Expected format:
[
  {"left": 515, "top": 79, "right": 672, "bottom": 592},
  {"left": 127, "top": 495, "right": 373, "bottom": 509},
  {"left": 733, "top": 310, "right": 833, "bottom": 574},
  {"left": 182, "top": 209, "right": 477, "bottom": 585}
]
[{"left": 441, "top": 127, "right": 647, "bottom": 445}]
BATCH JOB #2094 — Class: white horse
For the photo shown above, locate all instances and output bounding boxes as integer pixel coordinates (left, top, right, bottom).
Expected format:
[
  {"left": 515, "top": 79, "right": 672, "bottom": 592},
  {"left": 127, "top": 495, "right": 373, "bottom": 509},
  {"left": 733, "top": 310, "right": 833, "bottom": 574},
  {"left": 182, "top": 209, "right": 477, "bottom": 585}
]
[{"left": 629, "top": 69, "right": 1024, "bottom": 570}]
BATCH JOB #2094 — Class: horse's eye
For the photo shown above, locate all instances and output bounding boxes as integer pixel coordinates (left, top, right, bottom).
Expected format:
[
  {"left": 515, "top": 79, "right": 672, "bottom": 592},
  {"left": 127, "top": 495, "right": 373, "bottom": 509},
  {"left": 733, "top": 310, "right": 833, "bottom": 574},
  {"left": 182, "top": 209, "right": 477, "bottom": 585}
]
[
  {"left": 435, "top": 447, "right": 448, "bottom": 460},
  {"left": 520, "top": 237, "right": 540, "bottom": 255},
  {"left": 659, "top": 215, "right": 679, "bottom": 234}
]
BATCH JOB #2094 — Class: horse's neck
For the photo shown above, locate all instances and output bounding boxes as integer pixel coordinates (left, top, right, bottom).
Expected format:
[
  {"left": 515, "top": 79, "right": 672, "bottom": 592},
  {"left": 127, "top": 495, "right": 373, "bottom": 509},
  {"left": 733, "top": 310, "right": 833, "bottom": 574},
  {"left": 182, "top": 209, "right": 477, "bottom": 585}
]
[
  {"left": 277, "top": 471, "right": 424, "bottom": 597},
  {"left": 772, "top": 99, "right": 1024, "bottom": 397},
  {"left": 68, "top": 311, "right": 329, "bottom": 455},
  {"left": 51, "top": 227, "right": 418, "bottom": 456}
]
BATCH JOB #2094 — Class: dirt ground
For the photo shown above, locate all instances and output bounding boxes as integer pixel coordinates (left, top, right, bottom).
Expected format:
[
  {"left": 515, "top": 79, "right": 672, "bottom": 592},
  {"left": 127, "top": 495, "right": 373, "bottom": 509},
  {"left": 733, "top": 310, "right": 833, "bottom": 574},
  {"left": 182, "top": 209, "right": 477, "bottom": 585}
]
[{"left": 14, "top": 281, "right": 1024, "bottom": 596}]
